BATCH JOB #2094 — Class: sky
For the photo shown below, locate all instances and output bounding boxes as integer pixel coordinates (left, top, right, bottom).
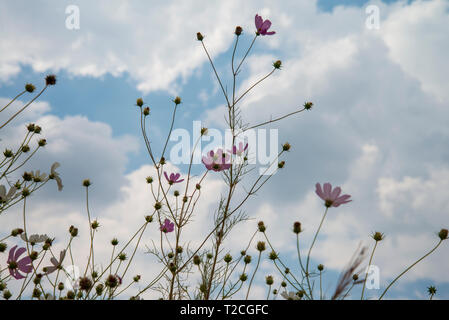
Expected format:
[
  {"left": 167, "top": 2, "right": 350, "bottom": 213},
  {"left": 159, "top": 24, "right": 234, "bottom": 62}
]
[{"left": 0, "top": 0, "right": 449, "bottom": 300}]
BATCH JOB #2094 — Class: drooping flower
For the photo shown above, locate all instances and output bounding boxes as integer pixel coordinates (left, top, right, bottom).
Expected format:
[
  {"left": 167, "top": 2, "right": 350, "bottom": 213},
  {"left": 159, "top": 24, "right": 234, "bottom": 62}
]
[
  {"left": 20, "top": 233, "right": 50, "bottom": 244},
  {"left": 202, "top": 149, "right": 231, "bottom": 172},
  {"left": 255, "top": 14, "right": 275, "bottom": 36},
  {"left": 281, "top": 291, "right": 301, "bottom": 300},
  {"left": 7, "top": 245, "right": 33, "bottom": 279},
  {"left": 0, "top": 185, "right": 17, "bottom": 203},
  {"left": 50, "top": 162, "right": 63, "bottom": 191},
  {"left": 43, "top": 250, "right": 66, "bottom": 275},
  {"left": 164, "top": 172, "right": 184, "bottom": 185},
  {"left": 315, "top": 183, "right": 352, "bottom": 208},
  {"left": 229, "top": 142, "right": 248, "bottom": 156},
  {"left": 160, "top": 219, "right": 174, "bottom": 233}
]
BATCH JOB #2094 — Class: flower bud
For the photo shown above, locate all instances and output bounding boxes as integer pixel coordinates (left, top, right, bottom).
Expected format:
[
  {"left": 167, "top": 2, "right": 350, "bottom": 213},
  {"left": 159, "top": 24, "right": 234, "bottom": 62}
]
[
  {"left": 281, "top": 281, "right": 287, "bottom": 288},
  {"left": 118, "top": 253, "right": 127, "bottom": 261},
  {"left": 239, "top": 273, "right": 248, "bottom": 282},
  {"left": 317, "top": 264, "right": 324, "bottom": 271},
  {"left": 174, "top": 190, "right": 180, "bottom": 197},
  {"left": 193, "top": 255, "right": 201, "bottom": 265},
  {"left": 3, "top": 290, "right": 12, "bottom": 300},
  {"left": 282, "top": 142, "right": 291, "bottom": 151},
  {"left": 176, "top": 246, "right": 183, "bottom": 254},
  {"left": 25, "top": 83, "right": 35, "bottom": 93},
  {"left": 269, "top": 251, "right": 278, "bottom": 260},
  {"left": 23, "top": 172, "right": 33, "bottom": 181},
  {"left": 265, "top": 275, "right": 274, "bottom": 285},
  {"left": 79, "top": 277, "right": 93, "bottom": 291},
  {"left": 304, "top": 101, "right": 314, "bottom": 110},
  {"left": 438, "top": 228, "right": 448, "bottom": 240},
  {"left": 256, "top": 241, "right": 266, "bottom": 252},
  {"left": 235, "top": 26, "right": 243, "bottom": 36},
  {"left": 143, "top": 107, "right": 150, "bottom": 116},
  {"left": 278, "top": 161, "right": 285, "bottom": 169},
  {"left": 91, "top": 220, "right": 100, "bottom": 230},
  {"left": 196, "top": 183, "right": 201, "bottom": 190},
  {"left": 352, "top": 274, "right": 359, "bottom": 281},
  {"left": 66, "top": 290, "right": 75, "bottom": 300},
  {"left": 196, "top": 32, "right": 204, "bottom": 41},
  {"left": 133, "top": 275, "right": 141, "bottom": 282},
  {"left": 82, "top": 179, "right": 91, "bottom": 187},
  {"left": 273, "top": 60, "right": 282, "bottom": 69},
  {"left": 372, "top": 231, "right": 384, "bottom": 242},
  {"left": 21, "top": 188, "right": 30, "bottom": 197},
  {"left": 21, "top": 145, "right": 30, "bottom": 153},
  {"left": 257, "top": 221, "right": 266, "bottom": 232},
  {"left": 96, "top": 284, "right": 104, "bottom": 295},
  {"left": 173, "top": 96, "right": 182, "bottom": 105},
  {"left": 136, "top": 98, "right": 144, "bottom": 107},
  {"left": 146, "top": 176, "right": 153, "bottom": 184},
  {"left": 11, "top": 228, "right": 24, "bottom": 237},
  {"left": 293, "top": 221, "right": 302, "bottom": 234},
  {"left": 0, "top": 243, "right": 6, "bottom": 252},
  {"left": 69, "top": 225, "right": 78, "bottom": 237},
  {"left": 224, "top": 253, "right": 232, "bottom": 263},
  {"left": 244, "top": 255, "right": 252, "bottom": 264},
  {"left": 3, "top": 149, "right": 13, "bottom": 158},
  {"left": 145, "top": 215, "right": 153, "bottom": 223},
  {"left": 154, "top": 202, "right": 162, "bottom": 210},
  {"left": 33, "top": 125, "right": 42, "bottom": 134},
  {"left": 58, "top": 282, "right": 64, "bottom": 291},
  {"left": 206, "top": 253, "right": 213, "bottom": 260},
  {"left": 45, "top": 75, "right": 57, "bottom": 86}
]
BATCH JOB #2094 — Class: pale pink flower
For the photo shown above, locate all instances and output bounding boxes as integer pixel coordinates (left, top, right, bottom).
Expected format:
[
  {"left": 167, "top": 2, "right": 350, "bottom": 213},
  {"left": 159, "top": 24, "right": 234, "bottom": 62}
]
[
  {"left": 229, "top": 142, "right": 248, "bottom": 156},
  {"left": 315, "top": 182, "right": 352, "bottom": 208},
  {"left": 202, "top": 149, "right": 231, "bottom": 172}
]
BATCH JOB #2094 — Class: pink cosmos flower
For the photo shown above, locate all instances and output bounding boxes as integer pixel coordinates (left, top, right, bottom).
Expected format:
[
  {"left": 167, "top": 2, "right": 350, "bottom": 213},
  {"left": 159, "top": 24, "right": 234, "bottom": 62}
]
[
  {"left": 229, "top": 142, "right": 248, "bottom": 156},
  {"left": 315, "top": 183, "right": 352, "bottom": 208},
  {"left": 7, "top": 245, "right": 33, "bottom": 280},
  {"left": 160, "top": 219, "right": 174, "bottom": 233},
  {"left": 164, "top": 172, "right": 184, "bottom": 185},
  {"left": 255, "top": 14, "right": 276, "bottom": 36},
  {"left": 202, "top": 149, "right": 231, "bottom": 172}
]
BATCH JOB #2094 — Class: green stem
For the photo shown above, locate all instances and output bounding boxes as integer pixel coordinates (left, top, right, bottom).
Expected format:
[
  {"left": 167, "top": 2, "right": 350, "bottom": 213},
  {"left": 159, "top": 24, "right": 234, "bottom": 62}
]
[
  {"left": 379, "top": 240, "right": 443, "bottom": 300},
  {"left": 361, "top": 241, "right": 378, "bottom": 300}
]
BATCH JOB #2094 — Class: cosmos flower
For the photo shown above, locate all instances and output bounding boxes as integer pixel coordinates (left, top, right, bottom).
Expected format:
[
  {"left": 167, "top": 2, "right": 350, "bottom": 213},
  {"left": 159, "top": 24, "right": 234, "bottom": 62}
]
[
  {"left": 164, "top": 172, "right": 184, "bottom": 185},
  {"left": 20, "top": 233, "right": 49, "bottom": 244},
  {"left": 229, "top": 142, "right": 248, "bottom": 156},
  {"left": 281, "top": 291, "right": 301, "bottom": 300},
  {"left": 160, "top": 219, "right": 174, "bottom": 233},
  {"left": 50, "top": 162, "right": 63, "bottom": 191},
  {"left": 202, "top": 149, "right": 231, "bottom": 172},
  {"left": 7, "top": 245, "right": 33, "bottom": 280},
  {"left": 255, "top": 14, "right": 276, "bottom": 36},
  {"left": 315, "top": 183, "right": 352, "bottom": 208},
  {"left": 0, "top": 185, "right": 17, "bottom": 203},
  {"left": 43, "top": 250, "right": 66, "bottom": 275}
]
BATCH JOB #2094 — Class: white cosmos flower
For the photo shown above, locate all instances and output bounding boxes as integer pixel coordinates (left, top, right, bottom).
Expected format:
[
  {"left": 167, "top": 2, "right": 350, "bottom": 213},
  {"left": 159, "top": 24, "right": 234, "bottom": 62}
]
[
  {"left": 20, "top": 233, "right": 50, "bottom": 244},
  {"left": 281, "top": 291, "right": 301, "bottom": 300},
  {"left": 50, "top": 162, "right": 63, "bottom": 191},
  {"left": 0, "top": 184, "right": 17, "bottom": 202}
]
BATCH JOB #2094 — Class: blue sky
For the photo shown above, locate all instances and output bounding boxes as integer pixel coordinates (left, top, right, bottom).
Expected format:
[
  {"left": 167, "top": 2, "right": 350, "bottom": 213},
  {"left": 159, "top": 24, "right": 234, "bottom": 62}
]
[{"left": 1, "top": 0, "right": 449, "bottom": 299}]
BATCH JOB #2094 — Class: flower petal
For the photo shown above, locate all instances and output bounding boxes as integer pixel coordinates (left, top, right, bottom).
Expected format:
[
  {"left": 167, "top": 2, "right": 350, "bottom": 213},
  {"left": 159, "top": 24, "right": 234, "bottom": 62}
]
[
  {"left": 330, "top": 187, "right": 342, "bottom": 201},
  {"left": 14, "top": 247, "right": 26, "bottom": 261},
  {"left": 323, "top": 183, "right": 332, "bottom": 198},
  {"left": 315, "top": 183, "right": 325, "bottom": 199}
]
